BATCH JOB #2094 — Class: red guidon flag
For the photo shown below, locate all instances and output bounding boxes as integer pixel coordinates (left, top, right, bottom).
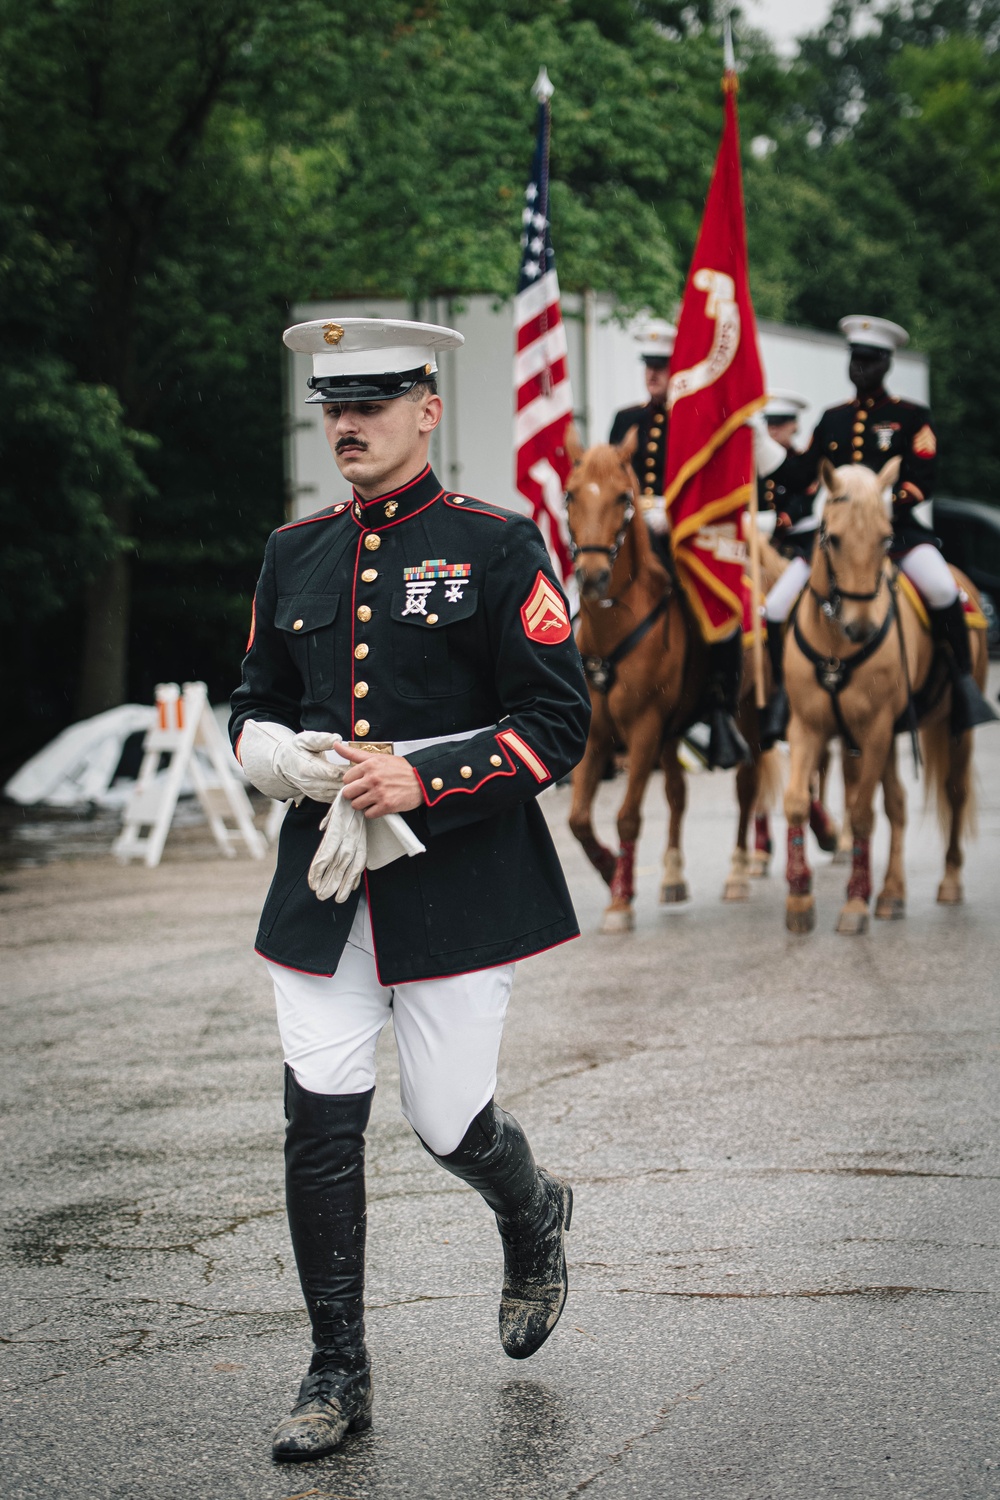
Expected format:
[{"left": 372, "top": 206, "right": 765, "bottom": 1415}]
[{"left": 664, "top": 70, "right": 766, "bottom": 642}]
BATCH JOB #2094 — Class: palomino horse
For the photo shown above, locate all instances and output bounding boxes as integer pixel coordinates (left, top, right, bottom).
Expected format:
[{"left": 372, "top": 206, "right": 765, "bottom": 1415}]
[
  {"left": 783, "top": 456, "right": 988, "bottom": 934},
  {"left": 565, "top": 434, "right": 770, "bottom": 931}
]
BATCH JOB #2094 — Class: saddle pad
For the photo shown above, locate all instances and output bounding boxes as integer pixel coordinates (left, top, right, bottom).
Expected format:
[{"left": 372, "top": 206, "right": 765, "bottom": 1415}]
[{"left": 897, "top": 573, "right": 987, "bottom": 632}]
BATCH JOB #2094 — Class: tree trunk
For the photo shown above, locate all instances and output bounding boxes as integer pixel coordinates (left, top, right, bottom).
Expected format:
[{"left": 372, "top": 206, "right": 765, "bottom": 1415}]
[{"left": 76, "top": 548, "right": 131, "bottom": 719}]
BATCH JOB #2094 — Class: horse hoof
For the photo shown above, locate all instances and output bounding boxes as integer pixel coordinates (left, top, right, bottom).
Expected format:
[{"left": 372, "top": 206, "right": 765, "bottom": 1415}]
[
  {"left": 785, "top": 896, "right": 815, "bottom": 933},
  {"left": 660, "top": 882, "right": 690, "bottom": 905},
  {"left": 936, "top": 881, "right": 964, "bottom": 906},
  {"left": 723, "top": 878, "right": 750, "bottom": 903},
  {"left": 836, "top": 907, "right": 869, "bottom": 935},
  {"left": 875, "top": 896, "right": 905, "bottom": 921},
  {"left": 600, "top": 906, "right": 635, "bottom": 933}
]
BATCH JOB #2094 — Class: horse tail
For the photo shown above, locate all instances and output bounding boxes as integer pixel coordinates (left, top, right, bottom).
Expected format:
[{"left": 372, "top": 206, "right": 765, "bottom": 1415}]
[
  {"left": 920, "top": 719, "right": 979, "bottom": 842},
  {"left": 755, "top": 746, "right": 785, "bottom": 813}
]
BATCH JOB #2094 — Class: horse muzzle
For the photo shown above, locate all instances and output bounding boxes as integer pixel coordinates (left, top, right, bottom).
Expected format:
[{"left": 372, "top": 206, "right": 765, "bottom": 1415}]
[{"left": 576, "top": 563, "right": 612, "bottom": 601}]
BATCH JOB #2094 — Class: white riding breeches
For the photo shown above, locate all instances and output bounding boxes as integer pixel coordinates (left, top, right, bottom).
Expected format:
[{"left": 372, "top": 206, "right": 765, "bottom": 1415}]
[
  {"left": 898, "top": 544, "right": 959, "bottom": 609},
  {"left": 265, "top": 896, "right": 514, "bottom": 1156},
  {"left": 765, "top": 555, "right": 811, "bottom": 622}
]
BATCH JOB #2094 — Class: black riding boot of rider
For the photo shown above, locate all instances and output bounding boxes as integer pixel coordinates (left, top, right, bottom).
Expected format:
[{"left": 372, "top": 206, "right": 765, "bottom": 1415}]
[
  {"left": 706, "top": 631, "right": 751, "bottom": 770},
  {"left": 758, "top": 621, "right": 790, "bottom": 750},
  {"left": 930, "top": 597, "right": 999, "bottom": 735},
  {"left": 424, "top": 1101, "right": 573, "bottom": 1360},
  {"left": 272, "top": 1067, "right": 374, "bottom": 1463}
]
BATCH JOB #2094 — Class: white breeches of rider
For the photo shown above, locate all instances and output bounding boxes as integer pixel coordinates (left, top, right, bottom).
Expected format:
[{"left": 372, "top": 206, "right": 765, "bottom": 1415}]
[
  {"left": 765, "top": 544, "right": 958, "bottom": 622},
  {"left": 897, "top": 544, "right": 959, "bottom": 608},
  {"left": 264, "top": 894, "right": 514, "bottom": 1156},
  {"left": 765, "top": 555, "right": 811, "bottom": 622}
]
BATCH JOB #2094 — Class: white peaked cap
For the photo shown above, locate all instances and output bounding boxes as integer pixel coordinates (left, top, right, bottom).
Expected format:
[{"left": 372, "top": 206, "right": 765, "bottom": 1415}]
[
  {"left": 838, "top": 315, "right": 909, "bottom": 352},
  {"left": 283, "top": 317, "right": 464, "bottom": 402},
  {"left": 763, "top": 389, "right": 808, "bottom": 420},
  {"left": 634, "top": 318, "right": 677, "bottom": 359}
]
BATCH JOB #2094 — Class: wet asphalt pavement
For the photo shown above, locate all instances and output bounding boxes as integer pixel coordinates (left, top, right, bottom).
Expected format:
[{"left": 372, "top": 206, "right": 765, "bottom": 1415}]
[{"left": 2, "top": 681, "right": 999, "bottom": 1499}]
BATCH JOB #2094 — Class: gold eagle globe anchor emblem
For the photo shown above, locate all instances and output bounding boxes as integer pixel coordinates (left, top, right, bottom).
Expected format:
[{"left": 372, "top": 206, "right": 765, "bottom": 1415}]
[{"left": 322, "top": 322, "right": 345, "bottom": 346}]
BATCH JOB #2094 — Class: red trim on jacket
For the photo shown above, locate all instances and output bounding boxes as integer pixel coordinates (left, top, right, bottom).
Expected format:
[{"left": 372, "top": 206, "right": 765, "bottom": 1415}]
[
  {"left": 410, "top": 743, "right": 517, "bottom": 807},
  {"left": 353, "top": 463, "right": 432, "bottom": 505},
  {"left": 442, "top": 495, "right": 509, "bottom": 521},
  {"left": 277, "top": 505, "right": 349, "bottom": 533},
  {"left": 256, "top": 949, "right": 336, "bottom": 979},
  {"left": 350, "top": 493, "right": 443, "bottom": 532}
]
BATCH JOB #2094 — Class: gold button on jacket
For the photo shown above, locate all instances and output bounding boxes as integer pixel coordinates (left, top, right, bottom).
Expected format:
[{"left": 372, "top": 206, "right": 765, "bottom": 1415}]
[{"left": 364, "top": 534, "right": 381, "bottom": 551}]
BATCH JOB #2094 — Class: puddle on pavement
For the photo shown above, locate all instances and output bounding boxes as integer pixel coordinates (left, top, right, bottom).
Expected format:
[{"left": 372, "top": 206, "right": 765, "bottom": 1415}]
[{"left": 0, "top": 798, "right": 259, "bottom": 868}]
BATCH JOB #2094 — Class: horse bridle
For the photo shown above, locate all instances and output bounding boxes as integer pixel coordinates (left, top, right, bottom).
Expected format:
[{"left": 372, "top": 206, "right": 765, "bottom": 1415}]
[
  {"left": 565, "top": 477, "right": 636, "bottom": 569},
  {"left": 810, "top": 521, "right": 887, "bottom": 628}
]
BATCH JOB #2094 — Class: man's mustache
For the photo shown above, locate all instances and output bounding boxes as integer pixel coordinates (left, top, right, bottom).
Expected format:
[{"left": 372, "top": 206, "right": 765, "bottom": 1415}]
[{"left": 336, "top": 437, "right": 368, "bottom": 453}]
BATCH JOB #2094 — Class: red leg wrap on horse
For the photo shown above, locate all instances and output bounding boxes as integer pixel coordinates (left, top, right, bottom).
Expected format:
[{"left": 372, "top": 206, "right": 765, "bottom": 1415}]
[
  {"left": 610, "top": 839, "right": 636, "bottom": 906},
  {"left": 786, "top": 825, "right": 812, "bottom": 896},
  {"left": 809, "top": 799, "right": 837, "bottom": 853},
  {"left": 754, "top": 814, "right": 772, "bottom": 855},
  {"left": 847, "top": 837, "right": 872, "bottom": 902},
  {"left": 580, "top": 834, "right": 617, "bottom": 887}
]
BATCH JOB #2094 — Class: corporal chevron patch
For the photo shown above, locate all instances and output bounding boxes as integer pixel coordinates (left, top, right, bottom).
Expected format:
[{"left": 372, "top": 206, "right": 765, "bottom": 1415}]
[
  {"left": 913, "top": 424, "right": 937, "bottom": 457},
  {"left": 520, "top": 570, "right": 571, "bottom": 644}
]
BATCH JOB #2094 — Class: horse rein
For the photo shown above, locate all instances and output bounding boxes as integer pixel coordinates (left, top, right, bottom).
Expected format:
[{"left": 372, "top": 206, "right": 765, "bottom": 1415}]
[
  {"left": 566, "top": 489, "right": 636, "bottom": 569},
  {"left": 810, "top": 527, "right": 887, "bottom": 627}
]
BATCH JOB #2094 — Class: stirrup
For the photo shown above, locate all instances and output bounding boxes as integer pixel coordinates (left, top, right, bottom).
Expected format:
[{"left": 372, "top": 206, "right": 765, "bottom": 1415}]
[
  {"left": 707, "top": 709, "right": 751, "bottom": 770},
  {"left": 950, "top": 672, "right": 1000, "bottom": 736}
]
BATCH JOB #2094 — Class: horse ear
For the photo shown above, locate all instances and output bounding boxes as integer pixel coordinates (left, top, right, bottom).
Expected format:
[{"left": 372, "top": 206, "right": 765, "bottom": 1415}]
[
  {"left": 876, "top": 455, "right": 902, "bottom": 493},
  {"left": 819, "top": 458, "right": 843, "bottom": 498},
  {"left": 617, "top": 424, "right": 639, "bottom": 461},
  {"left": 563, "top": 422, "right": 585, "bottom": 467}
]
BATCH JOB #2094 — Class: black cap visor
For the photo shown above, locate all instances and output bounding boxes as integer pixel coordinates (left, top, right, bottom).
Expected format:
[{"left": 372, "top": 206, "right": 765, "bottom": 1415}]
[
  {"left": 305, "top": 365, "right": 431, "bottom": 404},
  {"left": 848, "top": 343, "right": 890, "bottom": 360},
  {"left": 642, "top": 356, "right": 669, "bottom": 371}
]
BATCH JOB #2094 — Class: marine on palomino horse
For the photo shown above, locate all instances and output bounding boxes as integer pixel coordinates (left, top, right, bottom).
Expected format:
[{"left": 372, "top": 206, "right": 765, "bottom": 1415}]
[
  {"left": 565, "top": 431, "right": 776, "bottom": 932},
  {"left": 782, "top": 457, "right": 993, "bottom": 935}
]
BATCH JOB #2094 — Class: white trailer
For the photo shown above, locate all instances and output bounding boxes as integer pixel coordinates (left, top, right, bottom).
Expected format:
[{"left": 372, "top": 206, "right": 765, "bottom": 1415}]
[{"left": 285, "top": 295, "right": 929, "bottom": 520}]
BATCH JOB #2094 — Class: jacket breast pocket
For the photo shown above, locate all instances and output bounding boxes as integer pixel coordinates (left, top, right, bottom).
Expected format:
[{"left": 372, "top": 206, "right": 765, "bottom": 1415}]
[
  {"left": 390, "top": 588, "right": 479, "bottom": 699},
  {"left": 275, "top": 593, "right": 340, "bottom": 704}
]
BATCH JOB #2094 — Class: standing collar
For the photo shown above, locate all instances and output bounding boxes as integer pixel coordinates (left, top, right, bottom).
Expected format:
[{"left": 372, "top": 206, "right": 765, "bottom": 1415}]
[{"left": 350, "top": 463, "right": 445, "bottom": 529}]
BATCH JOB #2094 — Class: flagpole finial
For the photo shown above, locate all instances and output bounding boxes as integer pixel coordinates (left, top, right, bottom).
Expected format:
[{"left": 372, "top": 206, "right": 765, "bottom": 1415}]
[
  {"left": 722, "top": 14, "right": 739, "bottom": 92},
  {"left": 532, "top": 66, "right": 554, "bottom": 103}
]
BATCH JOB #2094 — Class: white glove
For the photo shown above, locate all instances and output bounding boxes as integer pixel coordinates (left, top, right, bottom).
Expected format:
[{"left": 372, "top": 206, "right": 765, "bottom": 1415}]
[
  {"left": 640, "top": 494, "right": 669, "bottom": 535},
  {"left": 238, "top": 720, "right": 345, "bottom": 803},
  {"left": 308, "top": 792, "right": 368, "bottom": 902},
  {"left": 752, "top": 417, "right": 787, "bottom": 479},
  {"left": 367, "top": 812, "right": 426, "bottom": 869}
]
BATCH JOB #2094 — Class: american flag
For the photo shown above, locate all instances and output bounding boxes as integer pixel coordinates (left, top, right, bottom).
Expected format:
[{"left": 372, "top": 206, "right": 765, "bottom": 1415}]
[{"left": 514, "top": 69, "right": 574, "bottom": 582}]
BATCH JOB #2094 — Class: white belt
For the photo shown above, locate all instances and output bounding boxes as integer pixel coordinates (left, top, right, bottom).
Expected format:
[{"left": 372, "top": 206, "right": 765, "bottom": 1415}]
[{"left": 324, "top": 725, "right": 494, "bottom": 767}]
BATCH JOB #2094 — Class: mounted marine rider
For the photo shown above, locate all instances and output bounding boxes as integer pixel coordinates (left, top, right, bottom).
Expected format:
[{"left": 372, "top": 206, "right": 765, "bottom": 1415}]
[
  {"left": 757, "top": 389, "right": 816, "bottom": 560},
  {"left": 608, "top": 318, "right": 676, "bottom": 572},
  {"left": 608, "top": 318, "right": 748, "bottom": 769},
  {"left": 757, "top": 314, "right": 997, "bottom": 747}
]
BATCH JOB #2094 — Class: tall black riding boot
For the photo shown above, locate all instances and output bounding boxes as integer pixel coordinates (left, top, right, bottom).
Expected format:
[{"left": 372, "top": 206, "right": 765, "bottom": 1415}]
[
  {"left": 930, "top": 597, "right": 999, "bottom": 736},
  {"left": 758, "top": 621, "right": 790, "bottom": 750},
  {"left": 426, "top": 1102, "right": 573, "bottom": 1360},
  {"left": 271, "top": 1067, "right": 374, "bottom": 1463},
  {"left": 706, "top": 632, "right": 751, "bottom": 770}
]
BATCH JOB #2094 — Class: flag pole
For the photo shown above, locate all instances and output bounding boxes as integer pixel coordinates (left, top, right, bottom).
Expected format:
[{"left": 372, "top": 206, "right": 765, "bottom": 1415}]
[{"left": 724, "top": 16, "right": 767, "bottom": 710}]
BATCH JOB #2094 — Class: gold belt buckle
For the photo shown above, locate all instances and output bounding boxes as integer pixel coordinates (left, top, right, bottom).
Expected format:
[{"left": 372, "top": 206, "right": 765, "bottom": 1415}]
[{"left": 346, "top": 740, "right": 393, "bottom": 755}]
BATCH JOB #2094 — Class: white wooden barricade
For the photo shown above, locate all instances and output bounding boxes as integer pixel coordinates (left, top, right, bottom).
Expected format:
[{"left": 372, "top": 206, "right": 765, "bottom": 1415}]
[{"left": 112, "top": 681, "right": 267, "bottom": 867}]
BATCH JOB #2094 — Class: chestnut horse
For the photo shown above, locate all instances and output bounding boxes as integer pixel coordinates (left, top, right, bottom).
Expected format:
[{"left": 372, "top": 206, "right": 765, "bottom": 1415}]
[
  {"left": 783, "top": 457, "right": 988, "bottom": 934},
  {"left": 565, "top": 435, "right": 769, "bottom": 931}
]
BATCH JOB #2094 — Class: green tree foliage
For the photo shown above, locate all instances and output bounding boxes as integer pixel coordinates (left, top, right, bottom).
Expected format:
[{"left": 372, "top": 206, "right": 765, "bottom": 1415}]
[
  {"left": 745, "top": 1, "right": 1000, "bottom": 497},
  {"left": 3, "top": 0, "right": 999, "bottom": 772}
]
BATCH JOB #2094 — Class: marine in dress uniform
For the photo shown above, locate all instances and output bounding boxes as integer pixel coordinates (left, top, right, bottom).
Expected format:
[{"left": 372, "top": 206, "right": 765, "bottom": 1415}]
[
  {"left": 757, "top": 390, "right": 816, "bottom": 558},
  {"left": 757, "top": 316, "right": 997, "bottom": 745},
  {"left": 608, "top": 318, "right": 675, "bottom": 569},
  {"left": 231, "top": 318, "right": 590, "bottom": 1462}
]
